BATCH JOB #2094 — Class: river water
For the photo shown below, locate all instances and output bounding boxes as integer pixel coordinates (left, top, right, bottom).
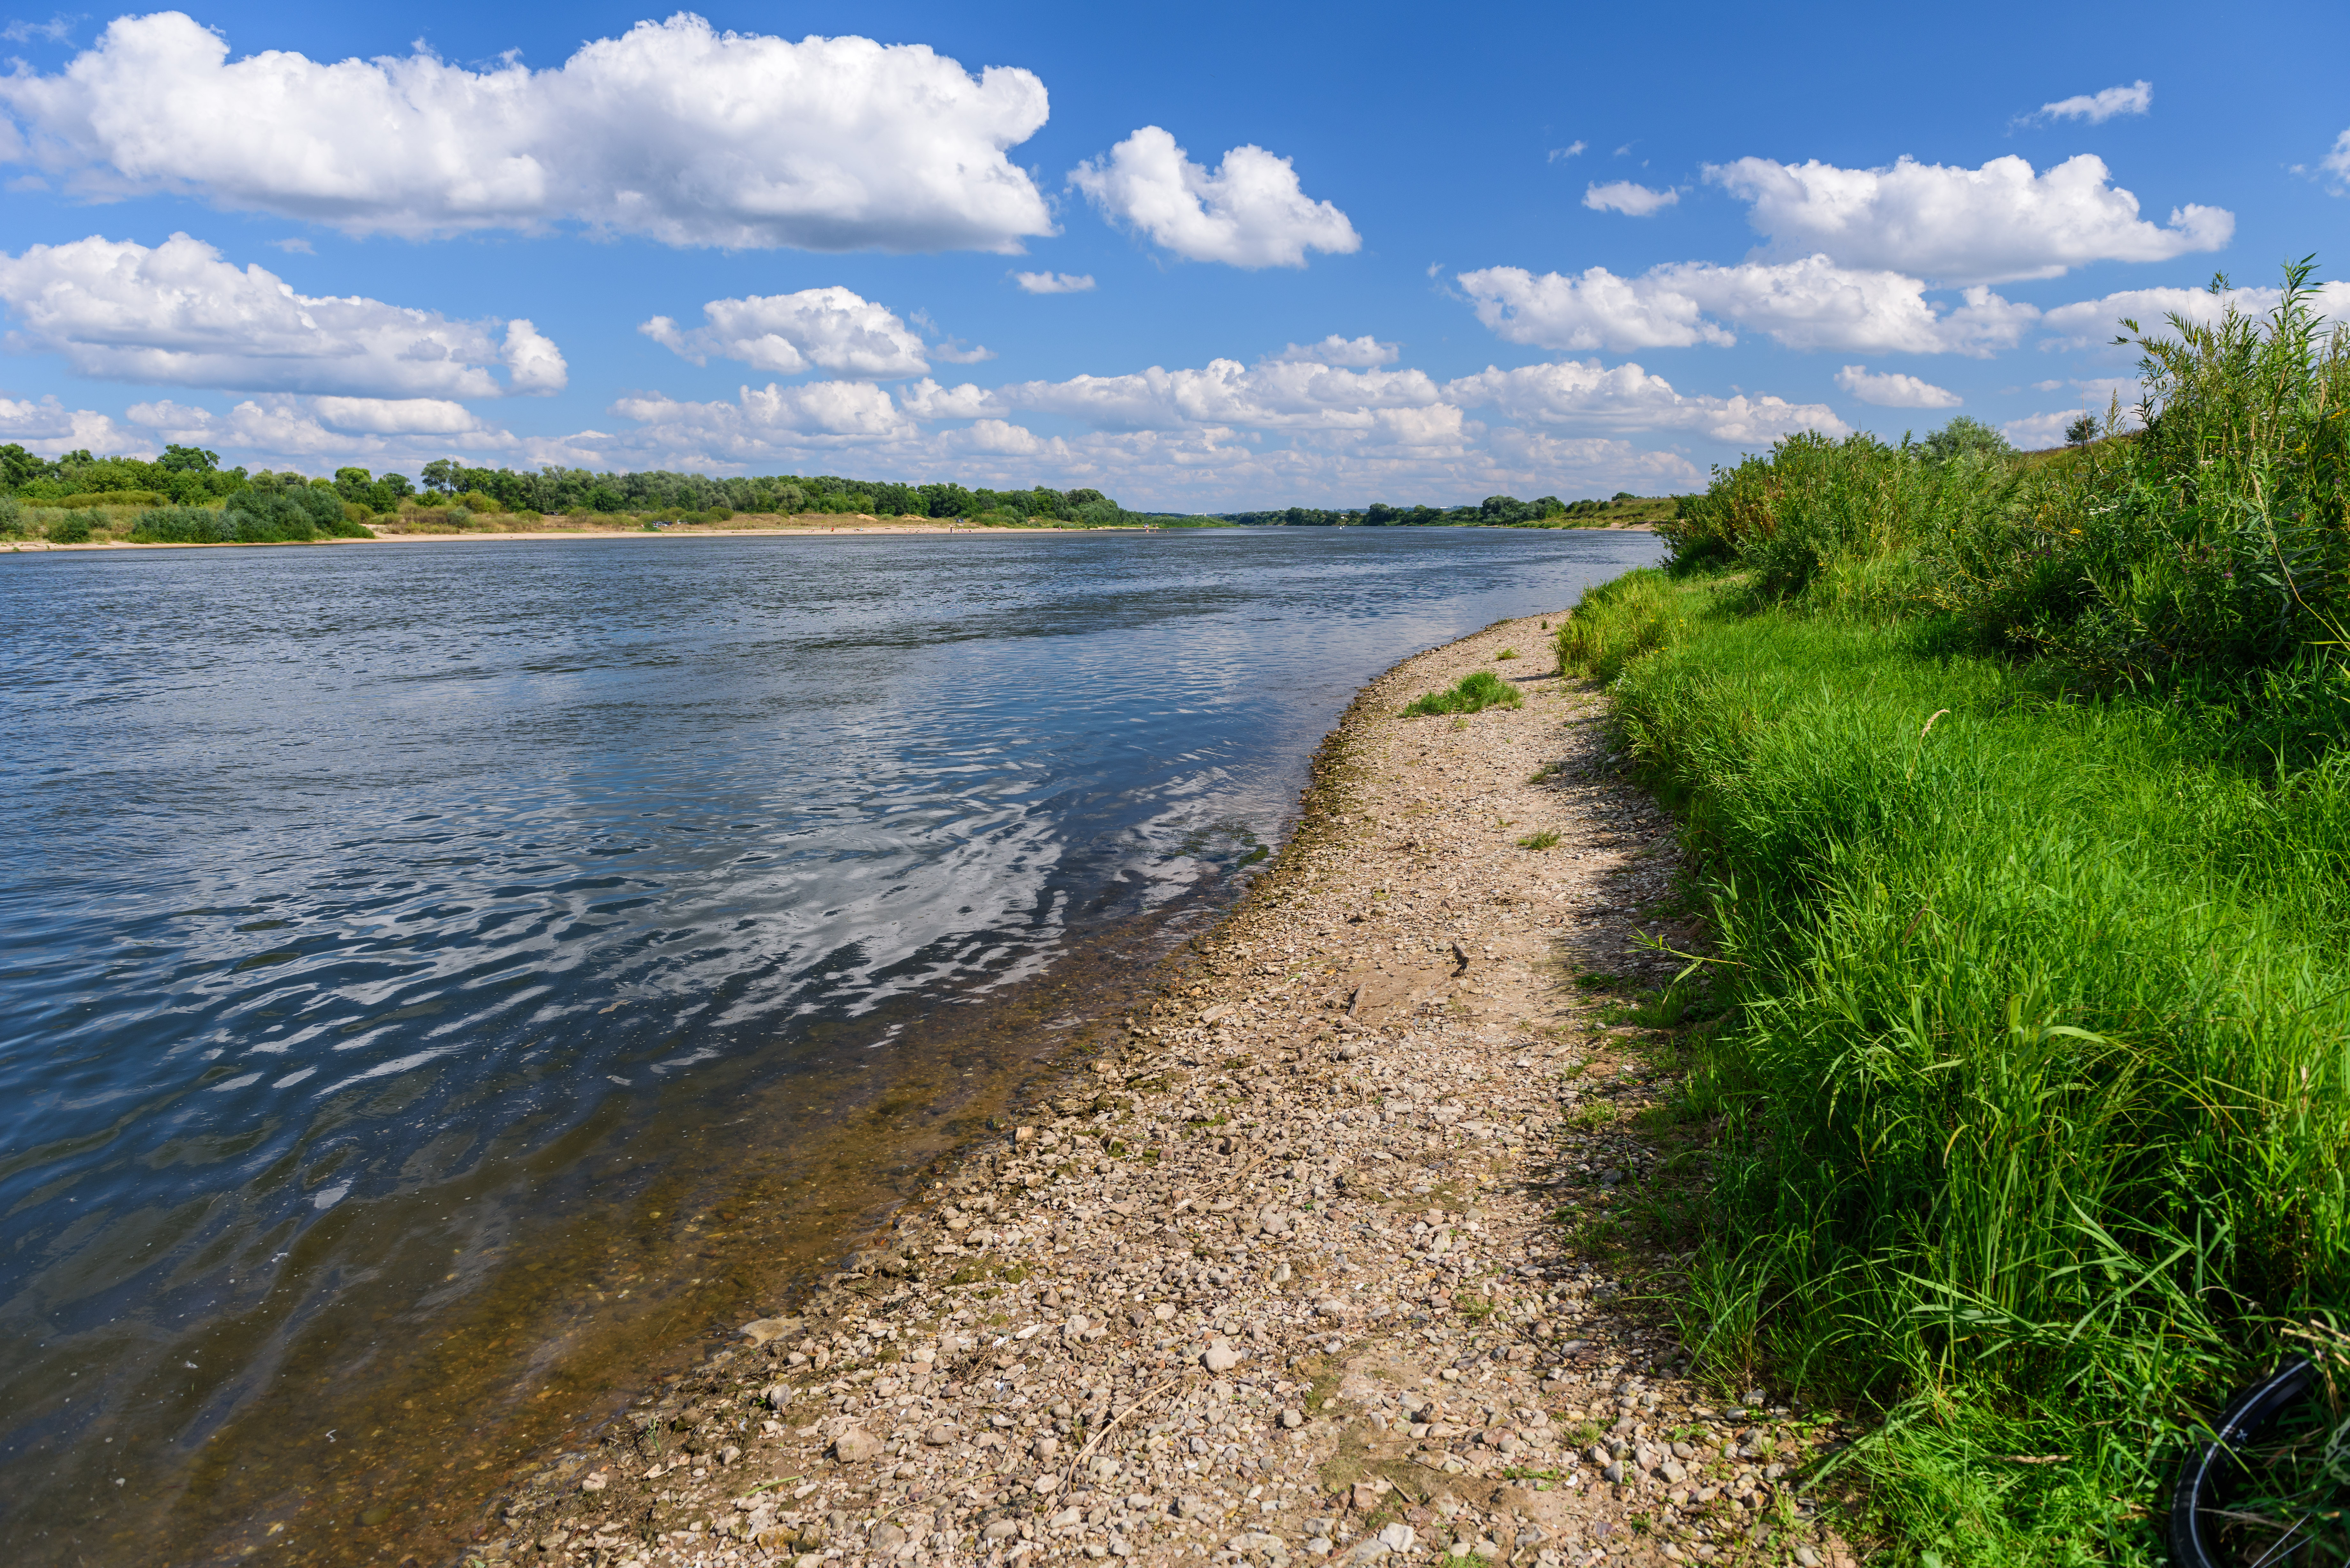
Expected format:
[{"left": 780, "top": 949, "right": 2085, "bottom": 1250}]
[{"left": 0, "top": 524, "right": 1664, "bottom": 1563}]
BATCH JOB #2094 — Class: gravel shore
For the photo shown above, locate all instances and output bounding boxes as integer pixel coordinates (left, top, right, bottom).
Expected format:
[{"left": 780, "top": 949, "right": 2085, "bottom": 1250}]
[{"left": 462, "top": 614, "right": 1852, "bottom": 1568}]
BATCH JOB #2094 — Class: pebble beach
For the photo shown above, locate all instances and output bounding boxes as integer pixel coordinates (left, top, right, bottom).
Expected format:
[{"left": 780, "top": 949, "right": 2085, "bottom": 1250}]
[{"left": 461, "top": 613, "right": 1853, "bottom": 1568}]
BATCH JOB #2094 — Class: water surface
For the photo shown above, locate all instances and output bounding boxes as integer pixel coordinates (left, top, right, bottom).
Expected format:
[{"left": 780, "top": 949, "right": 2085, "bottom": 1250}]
[{"left": 0, "top": 524, "right": 1664, "bottom": 1562}]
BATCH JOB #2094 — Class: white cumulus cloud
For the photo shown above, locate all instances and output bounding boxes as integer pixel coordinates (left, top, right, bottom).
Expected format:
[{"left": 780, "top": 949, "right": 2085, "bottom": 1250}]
[
  {"left": 1457, "top": 257, "right": 2036, "bottom": 357},
  {"left": 0, "top": 391, "right": 134, "bottom": 454},
  {"left": 0, "top": 12, "right": 1054, "bottom": 252},
  {"left": 1013, "top": 271, "right": 1096, "bottom": 294},
  {"left": 1069, "top": 126, "right": 1359, "bottom": 269},
  {"left": 2039, "top": 80, "right": 2152, "bottom": 124},
  {"left": 1265, "top": 335, "right": 1399, "bottom": 368},
  {"left": 2034, "top": 281, "right": 2350, "bottom": 348},
  {"left": 608, "top": 381, "right": 915, "bottom": 459},
  {"left": 1584, "top": 181, "right": 1678, "bottom": 216},
  {"left": 2323, "top": 129, "right": 2350, "bottom": 192},
  {"left": 0, "top": 232, "right": 566, "bottom": 396},
  {"left": 640, "top": 288, "right": 930, "bottom": 379},
  {"left": 1707, "top": 153, "right": 2230, "bottom": 284},
  {"left": 1445, "top": 359, "right": 1848, "bottom": 445},
  {"left": 935, "top": 358, "right": 1441, "bottom": 434},
  {"left": 1833, "top": 365, "right": 1961, "bottom": 409},
  {"left": 125, "top": 393, "right": 517, "bottom": 461}
]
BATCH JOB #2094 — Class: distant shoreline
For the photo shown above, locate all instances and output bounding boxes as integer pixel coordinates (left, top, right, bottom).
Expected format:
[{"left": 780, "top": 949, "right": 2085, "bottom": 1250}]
[{"left": 5, "top": 516, "right": 1656, "bottom": 554}]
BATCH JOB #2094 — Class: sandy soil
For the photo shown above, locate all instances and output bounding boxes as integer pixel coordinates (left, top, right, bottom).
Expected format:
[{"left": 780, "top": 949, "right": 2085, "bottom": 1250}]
[{"left": 456, "top": 616, "right": 1849, "bottom": 1568}]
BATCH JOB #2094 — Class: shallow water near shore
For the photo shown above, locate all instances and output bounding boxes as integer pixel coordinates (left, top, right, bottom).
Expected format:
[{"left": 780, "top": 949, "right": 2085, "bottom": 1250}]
[{"left": 0, "top": 524, "right": 1664, "bottom": 1563}]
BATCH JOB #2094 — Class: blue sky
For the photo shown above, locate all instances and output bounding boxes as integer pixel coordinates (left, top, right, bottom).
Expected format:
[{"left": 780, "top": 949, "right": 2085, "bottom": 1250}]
[{"left": 0, "top": 0, "right": 2345, "bottom": 508}]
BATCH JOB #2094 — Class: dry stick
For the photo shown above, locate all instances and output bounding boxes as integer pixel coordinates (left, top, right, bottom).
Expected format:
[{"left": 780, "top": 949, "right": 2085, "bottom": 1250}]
[{"left": 1063, "top": 1374, "right": 1189, "bottom": 1489}]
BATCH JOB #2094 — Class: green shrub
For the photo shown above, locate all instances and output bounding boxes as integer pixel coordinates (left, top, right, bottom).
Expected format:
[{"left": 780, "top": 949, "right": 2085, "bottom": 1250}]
[
  {"left": 1924, "top": 264, "right": 2350, "bottom": 685},
  {"left": 1401, "top": 669, "right": 1522, "bottom": 716},
  {"left": 0, "top": 493, "right": 22, "bottom": 536},
  {"left": 132, "top": 506, "right": 236, "bottom": 544},
  {"left": 44, "top": 510, "right": 92, "bottom": 542},
  {"left": 223, "top": 485, "right": 366, "bottom": 542},
  {"left": 49, "top": 489, "right": 167, "bottom": 509}
]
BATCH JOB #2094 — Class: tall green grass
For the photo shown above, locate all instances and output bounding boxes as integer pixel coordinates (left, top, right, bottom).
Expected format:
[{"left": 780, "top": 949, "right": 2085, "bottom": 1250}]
[
  {"left": 1402, "top": 669, "right": 1523, "bottom": 716},
  {"left": 1557, "top": 264, "right": 2350, "bottom": 1563},
  {"left": 1566, "top": 574, "right": 2350, "bottom": 1562}
]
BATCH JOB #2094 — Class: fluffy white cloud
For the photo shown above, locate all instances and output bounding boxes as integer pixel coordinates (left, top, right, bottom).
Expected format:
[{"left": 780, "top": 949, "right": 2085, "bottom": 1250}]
[
  {"left": 1833, "top": 365, "right": 1961, "bottom": 409},
  {"left": 124, "top": 393, "right": 517, "bottom": 463},
  {"left": 2038, "top": 280, "right": 2350, "bottom": 349},
  {"left": 304, "top": 396, "right": 484, "bottom": 434},
  {"left": 1069, "top": 127, "right": 1359, "bottom": 269},
  {"left": 503, "top": 321, "right": 567, "bottom": 394},
  {"left": 1456, "top": 264, "right": 1730, "bottom": 352},
  {"left": 1266, "top": 335, "right": 1398, "bottom": 368},
  {"left": 2039, "top": 80, "right": 2152, "bottom": 123},
  {"left": 2323, "top": 130, "right": 2350, "bottom": 191},
  {"left": 928, "top": 358, "right": 1442, "bottom": 434},
  {"left": 1014, "top": 271, "right": 1096, "bottom": 294},
  {"left": 0, "top": 12, "right": 1053, "bottom": 252},
  {"left": 1458, "top": 258, "right": 2035, "bottom": 357},
  {"left": 1707, "top": 153, "right": 2231, "bottom": 284},
  {"left": 0, "top": 392, "right": 135, "bottom": 454},
  {"left": 640, "top": 288, "right": 929, "bottom": 378},
  {"left": 0, "top": 233, "right": 566, "bottom": 396},
  {"left": 607, "top": 380, "right": 915, "bottom": 459},
  {"left": 1445, "top": 358, "right": 1848, "bottom": 445},
  {"left": 1584, "top": 181, "right": 1678, "bottom": 216}
]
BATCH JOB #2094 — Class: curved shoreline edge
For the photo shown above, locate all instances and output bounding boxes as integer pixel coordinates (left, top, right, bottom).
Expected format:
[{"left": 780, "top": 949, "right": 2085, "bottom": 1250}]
[{"left": 433, "top": 607, "right": 1848, "bottom": 1568}]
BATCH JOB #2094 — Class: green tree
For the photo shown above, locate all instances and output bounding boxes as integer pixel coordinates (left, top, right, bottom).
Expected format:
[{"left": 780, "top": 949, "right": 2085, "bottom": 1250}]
[
  {"left": 157, "top": 443, "right": 221, "bottom": 473},
  {"left": 1918, "top": 416, "right": 2015, "bottom": 464}
]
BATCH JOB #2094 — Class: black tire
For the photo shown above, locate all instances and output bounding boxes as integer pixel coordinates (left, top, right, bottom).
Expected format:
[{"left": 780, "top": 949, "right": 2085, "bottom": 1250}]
[{"left": 2171, "top": 1357, "right": 2319, "bottom": 1568}]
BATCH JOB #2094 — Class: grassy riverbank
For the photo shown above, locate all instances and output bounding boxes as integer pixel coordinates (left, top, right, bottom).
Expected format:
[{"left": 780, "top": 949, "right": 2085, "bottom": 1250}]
[{"left": 1558, "top": 268, "right": 2350, "bottom": 1564}]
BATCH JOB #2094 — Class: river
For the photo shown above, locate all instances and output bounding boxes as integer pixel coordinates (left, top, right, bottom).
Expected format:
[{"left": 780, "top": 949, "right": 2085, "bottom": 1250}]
[{"left": 0, "top": 524, "right": 1664, "bottom": 1563}]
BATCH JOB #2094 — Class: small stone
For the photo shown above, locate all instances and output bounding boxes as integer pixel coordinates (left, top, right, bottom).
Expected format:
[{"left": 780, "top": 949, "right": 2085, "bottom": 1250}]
[
  {"left": 1378, "top": 1524, "right": 1417, "bottom": 1553},
  {"left": 1202, "top": 1340, "right": 1243, "bottom": 1373},
  {"left": 1280, "top": 1408, "right": 1305, "bottom": 1429},
  {"left": 872, "top": 1523, "right": 908, "bottom": 1551},
  {"left": 924, "top": 1421, "right": 957, "bottom": 1445},
  {"left": 1794, "top": 1549, "right": 1822, "bottom": 1568},
  {"left": 1601, "top": 1462, "right": 1624, "bottom": 1483},
  {"left": 833, "top": 1426, "right": 881, "bottom": 1464},
  {"left": 739, "top": 1316, "right": 801, "bottom": 1346},
  {"left": 985, "top": 1519, "right": 1022, "bottom": 1541}
]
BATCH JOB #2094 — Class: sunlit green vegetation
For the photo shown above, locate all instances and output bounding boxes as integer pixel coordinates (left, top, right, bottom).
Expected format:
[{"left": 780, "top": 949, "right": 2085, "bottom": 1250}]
[
  {"left": 1560, "top": 263, "right": 2350, "bottom": 1564},
  {"left": 1220, "top": 490, "right": 1679, "bottom": 528}
]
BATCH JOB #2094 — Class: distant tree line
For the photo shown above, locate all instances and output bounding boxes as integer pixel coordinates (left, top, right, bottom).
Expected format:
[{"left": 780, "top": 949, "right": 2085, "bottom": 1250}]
[
  {"left": 405, "top": 459, "right": 1129, "bottom": 524},
  {"left": 0, "top": 443, "right": 1137, "bottom": 524},
  {"left": 1219, "top": 492, "right": 1664, "bottom": 527}
]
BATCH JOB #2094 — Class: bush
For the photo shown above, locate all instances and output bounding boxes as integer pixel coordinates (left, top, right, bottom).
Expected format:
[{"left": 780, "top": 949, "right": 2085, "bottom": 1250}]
[
  {"left": 223, "top": 484, "right": 369, "bottom": 542},
  {"left": 44, "top": 510, "right": 92, "bottom": 543},
  {"left": 48, "top": 489, "right": 168, "bottom": 509},
  {"left": 1401, "top": 670, "right": 1523, "bottom": 717},
  {"left": 1923, "top": 263, "right": 2350, "bottom": 686},
  {"left": 0, "top": 494, "right": 22, "bottom": 537},
  {"left": 132, "top": 506, "right": 236, "bottom": 544}
]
